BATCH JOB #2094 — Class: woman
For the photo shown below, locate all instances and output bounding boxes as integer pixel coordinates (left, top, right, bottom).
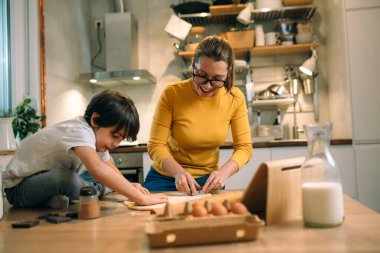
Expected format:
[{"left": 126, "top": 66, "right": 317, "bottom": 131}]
[{"left": 144, "top": 36, "right": 252, "bottom": 195}]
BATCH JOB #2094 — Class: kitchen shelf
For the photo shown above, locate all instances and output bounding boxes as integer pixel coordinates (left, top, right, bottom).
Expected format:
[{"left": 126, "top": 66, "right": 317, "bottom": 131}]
[
  {"left": 178, "top": 5, "right": 316, "bottom": 26},
  {"left": 251, "top": 5, "right": 316, "bottom": 22},
  {"left": 252, "top": 97, "right": 294, "bottom": 109},
  {"left": 178, "top": 48, "right": 250, "bottom": 61},
  {"left": 178, "top": 42, "right": 318, "bottom": 61},
  {"left": 251, "top": 42, "right": 319, "bottom": 56}
]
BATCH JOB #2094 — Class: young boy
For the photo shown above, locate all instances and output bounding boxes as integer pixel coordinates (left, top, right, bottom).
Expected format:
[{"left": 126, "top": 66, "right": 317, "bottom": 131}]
[{"left": 3, "top": 90, "right": 167, "bottom": 209}]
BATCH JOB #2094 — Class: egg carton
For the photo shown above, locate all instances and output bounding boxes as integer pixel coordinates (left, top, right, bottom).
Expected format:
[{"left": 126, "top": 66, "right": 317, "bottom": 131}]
[{"left": 145, "top": 200, "right": 265, "bottom": 248}]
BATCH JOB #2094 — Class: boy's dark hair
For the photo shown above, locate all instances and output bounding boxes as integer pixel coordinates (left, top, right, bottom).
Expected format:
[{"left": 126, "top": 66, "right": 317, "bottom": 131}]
[{"left": 84, "top": 90, "right": 140, "bottom": 141}]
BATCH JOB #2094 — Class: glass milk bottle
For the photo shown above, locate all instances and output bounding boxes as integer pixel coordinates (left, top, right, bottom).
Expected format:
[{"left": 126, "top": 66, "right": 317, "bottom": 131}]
[{"left": 301, "top": 122, "right": 344, "bottom": 227}]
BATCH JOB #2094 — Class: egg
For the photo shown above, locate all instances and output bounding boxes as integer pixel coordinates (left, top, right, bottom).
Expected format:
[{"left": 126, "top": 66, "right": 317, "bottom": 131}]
[
  {"left": 211, "top": 203, "right": 228, "bottom": 216},
  {"left": 230, "top": 202, "right": 250, "bottom": 215},
  {"left": 192, "top": 202, "right": 203, "bottom": 208},
  {"left": 192, "top": 205, "right": 208, "bottom": 217}
]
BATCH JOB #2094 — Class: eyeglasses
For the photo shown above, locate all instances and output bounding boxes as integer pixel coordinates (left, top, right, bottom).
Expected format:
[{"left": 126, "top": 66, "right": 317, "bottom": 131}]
[{"left": 192, "top": 71, "right": 227, "bottom": 89}]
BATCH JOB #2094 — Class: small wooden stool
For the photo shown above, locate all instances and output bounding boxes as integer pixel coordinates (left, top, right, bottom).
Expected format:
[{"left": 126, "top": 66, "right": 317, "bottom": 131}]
[{"left": 241, "top": 157, "right": 305, "bottom": 225}]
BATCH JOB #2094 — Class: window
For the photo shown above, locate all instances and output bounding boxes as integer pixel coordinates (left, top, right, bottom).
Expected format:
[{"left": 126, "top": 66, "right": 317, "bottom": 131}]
[{"left": 0, "top": 0, "right": 11, "bottom": 112}]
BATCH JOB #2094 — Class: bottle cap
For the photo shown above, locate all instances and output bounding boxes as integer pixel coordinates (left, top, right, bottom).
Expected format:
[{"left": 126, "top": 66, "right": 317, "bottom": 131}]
[{"left": 80, "top": 186, "right": 97, "bottom": 197}]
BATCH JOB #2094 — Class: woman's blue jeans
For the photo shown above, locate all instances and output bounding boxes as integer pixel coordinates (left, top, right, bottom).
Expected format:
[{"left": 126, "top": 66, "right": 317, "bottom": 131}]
[
  {"left": 5, "top": 168, "right": 105, "bottom": 208},
  {"left": 143, "top": 166, "right": 210, "bottom": 192}
]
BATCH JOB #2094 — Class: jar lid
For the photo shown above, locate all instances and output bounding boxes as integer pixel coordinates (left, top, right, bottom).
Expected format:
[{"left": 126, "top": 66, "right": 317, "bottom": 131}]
[{"left": 80, "top": 186, "right": 97, "bottom": 196}]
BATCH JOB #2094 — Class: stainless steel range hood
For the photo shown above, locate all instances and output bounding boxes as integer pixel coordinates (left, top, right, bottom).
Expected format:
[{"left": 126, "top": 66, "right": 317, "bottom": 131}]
[{"left": 79, "top": 12, "right": 156, "bottom": 86}]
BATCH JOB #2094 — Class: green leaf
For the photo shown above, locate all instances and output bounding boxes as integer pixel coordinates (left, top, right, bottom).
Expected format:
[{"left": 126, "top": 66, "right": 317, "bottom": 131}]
[{"left": 13, "top": 98, "right": 45, "bottom": 141}]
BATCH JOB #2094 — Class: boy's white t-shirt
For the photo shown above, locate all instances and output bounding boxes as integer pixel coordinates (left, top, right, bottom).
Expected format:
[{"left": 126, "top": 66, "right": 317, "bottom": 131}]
[{"left": 3, "top": 116, "right": 110, "bottom": 188}]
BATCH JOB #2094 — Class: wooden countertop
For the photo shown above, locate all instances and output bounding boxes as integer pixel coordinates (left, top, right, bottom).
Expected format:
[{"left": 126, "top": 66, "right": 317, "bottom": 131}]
[{"left": 1, "top": 194, "right": 379, "bottom": 253}]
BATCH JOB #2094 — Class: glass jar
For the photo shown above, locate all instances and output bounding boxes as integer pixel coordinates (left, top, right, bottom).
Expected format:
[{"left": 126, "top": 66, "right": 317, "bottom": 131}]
[
  {"left": 301, "top": 122, "right": 344, "bottom": 227},
  {"left": 79, "top": 186, "right": 100, "bottom": 219}
]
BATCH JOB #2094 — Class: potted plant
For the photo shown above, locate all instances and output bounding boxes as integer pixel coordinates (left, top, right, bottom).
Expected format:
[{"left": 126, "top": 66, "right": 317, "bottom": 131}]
[
  {"left": 12, "top": 98, "right": 45, "bottom": 143},
  {"left": 0, "top": 109, "right": 17, "bottom": 150}
]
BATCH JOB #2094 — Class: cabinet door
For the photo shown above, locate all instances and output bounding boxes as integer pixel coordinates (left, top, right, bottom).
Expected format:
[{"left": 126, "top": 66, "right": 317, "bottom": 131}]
[
  {"left": 223, "top": 148, "right": 271, "bottom": 190},
  {"left": 142, "top": 152, "right": 151, "bottom": 181},
  {"left": 346, "top": 0, "right": 380, "bottom": 9},
  {"left": 346, "top": 8, "right": 380, "bottom": 142},
  {"left": 355, "top": 144, "right": 380, "bottom": 213},
  {"left": 271, "top": 146, "right": 307, "bottom": 160},
  {"left": 331, "top": 145, "right": 357, "bottom": 199}
]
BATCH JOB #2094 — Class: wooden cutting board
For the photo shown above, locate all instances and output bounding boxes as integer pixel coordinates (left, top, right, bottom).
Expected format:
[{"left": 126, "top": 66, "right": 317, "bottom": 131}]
[{"left": 124, "top": 190, "right": 244, "bottom": 215}]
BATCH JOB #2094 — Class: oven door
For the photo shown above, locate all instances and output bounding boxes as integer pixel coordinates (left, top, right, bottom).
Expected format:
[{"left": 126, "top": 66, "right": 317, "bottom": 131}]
[{"left": 110, "top": 152, "right": 144, "bottom": 184}]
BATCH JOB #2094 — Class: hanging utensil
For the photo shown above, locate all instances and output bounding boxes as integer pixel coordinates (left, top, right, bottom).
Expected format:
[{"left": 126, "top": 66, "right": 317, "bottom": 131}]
[{"left": 313, "top": 73, "right": 319, "bottom": 121}]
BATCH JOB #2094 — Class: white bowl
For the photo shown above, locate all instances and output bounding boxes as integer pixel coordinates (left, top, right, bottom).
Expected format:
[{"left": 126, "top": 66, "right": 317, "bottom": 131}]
[
  {"left": 296, "top": 33, "right": 313, "bottom": 44},
  {"left": 256, "top": 0, "right": 282, "bottom": 9}
]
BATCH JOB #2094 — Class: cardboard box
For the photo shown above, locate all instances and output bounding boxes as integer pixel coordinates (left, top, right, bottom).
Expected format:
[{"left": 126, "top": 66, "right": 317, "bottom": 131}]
[
  {"left": 221, "top": 30, "right": 254, "bottom": 49},
  {"left": 145, "top": 215, "right": 264, "bottom": 248}
]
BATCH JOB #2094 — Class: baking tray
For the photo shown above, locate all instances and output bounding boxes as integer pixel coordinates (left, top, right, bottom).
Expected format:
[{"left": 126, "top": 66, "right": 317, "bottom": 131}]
[{"left": 145, "top": 214, "right": 264, "bottom": 248}]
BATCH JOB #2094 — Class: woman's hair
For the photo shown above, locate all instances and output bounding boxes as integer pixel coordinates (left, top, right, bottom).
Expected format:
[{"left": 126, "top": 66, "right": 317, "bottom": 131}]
[
  {"left": 84, "top": 90, "right": 140, "bottom": 141},
  {"left": 193, "top": 35, "right": 235, "bottom": 92}
]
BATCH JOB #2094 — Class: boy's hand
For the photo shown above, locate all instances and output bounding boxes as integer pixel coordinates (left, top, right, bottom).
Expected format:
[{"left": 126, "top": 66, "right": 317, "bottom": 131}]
[
  {"left": 131, "top": 183, "right": 150, "bottom": 195},
  {"left": 135, "top": 193, "right": 168, "bottom": 206}
]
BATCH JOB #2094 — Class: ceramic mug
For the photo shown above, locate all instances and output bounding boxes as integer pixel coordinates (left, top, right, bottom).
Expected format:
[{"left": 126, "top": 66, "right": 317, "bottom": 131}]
[{"left": 265, "top": 32, "right": 280, "bottom": 46}]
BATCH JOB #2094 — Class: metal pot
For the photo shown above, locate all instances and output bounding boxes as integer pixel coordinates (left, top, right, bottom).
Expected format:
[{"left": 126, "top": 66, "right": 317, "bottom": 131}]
[
  {"left": 268, "top": 84, "right": 288, "bottom": 96},
  {"left": 258, "top": 89, "right": 275, "bottom": 100},
  {"left": 302, "top": 77, "right": 314, "bottom": 94}
]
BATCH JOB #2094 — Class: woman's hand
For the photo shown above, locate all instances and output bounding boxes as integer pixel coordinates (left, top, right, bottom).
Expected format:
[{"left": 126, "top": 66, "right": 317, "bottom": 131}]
[
  {"left": 131, "top": 183, "right": 150, "bottom": 195},
  {"left": 202, "top": 160, "right": 239, "bottom": 193},
  {"left": 175, "top": 170, "right": 201, "bottom": 196},
  {"left": 135, "top": 193, "right": 168, "bottom": 206},
  {"left": 202, "top": 170, "right": 229, "bottom": 193}
]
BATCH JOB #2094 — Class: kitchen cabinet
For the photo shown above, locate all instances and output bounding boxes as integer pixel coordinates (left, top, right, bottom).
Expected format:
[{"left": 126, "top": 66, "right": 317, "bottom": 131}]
[
  {"left": 345, "top": 6, "right": 380, "bottom": 142},
  {"left": 223, "top": 148, "right": 271, "bottom": 189},
  {"left": 327, "top": 1, "right": 380, "bottom": 212},
  {"left": 355, "top": 144, "right": 380, "bottom": 212}
]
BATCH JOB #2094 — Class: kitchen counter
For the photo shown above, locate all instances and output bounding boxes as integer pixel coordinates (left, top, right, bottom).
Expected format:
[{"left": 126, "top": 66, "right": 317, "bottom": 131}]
[
  {"left": 1, "top": 193, "right": 379, "bottom": 253},
  {"left": 110, "top": 139, "right": 352, "bottom": 153},
  {"left": 0, "top": 139, "right": 352, "bottom": 155}
]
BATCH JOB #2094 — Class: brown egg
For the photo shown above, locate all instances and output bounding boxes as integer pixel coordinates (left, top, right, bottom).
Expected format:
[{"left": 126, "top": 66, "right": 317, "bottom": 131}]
[
  {"left": 211, "top": 203, "right": 228, "bottom": 216},
  {"left": 192, "top": 205, "right": 208, "bottom": 217},
  {"left": 230, "top": 202, "right": 250, "bottom": 215},
  {"left": 192, "top": 202, "right": 203, "bottom": 208}
]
